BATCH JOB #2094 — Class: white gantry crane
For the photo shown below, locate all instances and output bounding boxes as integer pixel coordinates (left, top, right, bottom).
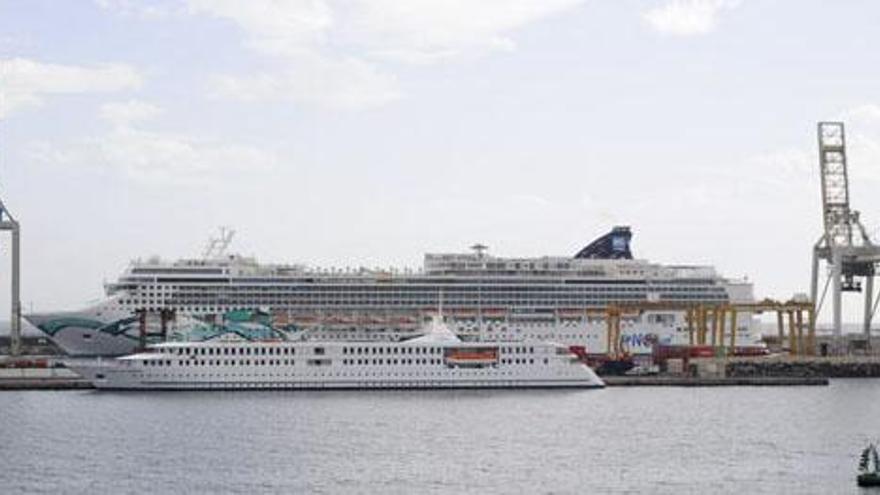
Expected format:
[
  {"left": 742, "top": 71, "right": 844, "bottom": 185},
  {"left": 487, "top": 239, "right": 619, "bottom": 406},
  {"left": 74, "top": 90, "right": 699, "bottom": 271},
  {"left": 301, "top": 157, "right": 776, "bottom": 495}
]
[
  {"left": 0, "top": 197, "right": 21, "bottom": 356},
  {"left": 202, "top": 226, "right": 235, "bottom": 260},
  {"left": 810, "top": 122, "right": 880, "bottom": 345}
]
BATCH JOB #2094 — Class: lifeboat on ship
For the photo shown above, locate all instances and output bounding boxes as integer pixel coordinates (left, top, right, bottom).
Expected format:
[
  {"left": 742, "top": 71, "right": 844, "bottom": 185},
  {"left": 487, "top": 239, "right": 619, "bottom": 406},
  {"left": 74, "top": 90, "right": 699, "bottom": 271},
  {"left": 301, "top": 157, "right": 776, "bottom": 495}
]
[
  {"left": 558, "top": 308, "right": 586, "bottom": 320},
  {"left": 325, "top": 315, "right": 355, "bottom": 325},
  {"left": 444, "top": 348, "right": 498, "bottom": 365},
  {"left": 271, "top": 312, "right": 290, "bottom": 325},
  {"left": 482, "top": 308, "right": 507, "bottom": 320}
]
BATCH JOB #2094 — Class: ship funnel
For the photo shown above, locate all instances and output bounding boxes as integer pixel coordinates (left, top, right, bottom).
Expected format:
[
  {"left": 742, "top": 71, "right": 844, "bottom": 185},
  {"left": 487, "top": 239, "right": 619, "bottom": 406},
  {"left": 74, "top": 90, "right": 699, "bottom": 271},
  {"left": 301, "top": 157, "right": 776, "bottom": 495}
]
[{"left": 574, "top": 226, "right": 633, "bottom": 260}]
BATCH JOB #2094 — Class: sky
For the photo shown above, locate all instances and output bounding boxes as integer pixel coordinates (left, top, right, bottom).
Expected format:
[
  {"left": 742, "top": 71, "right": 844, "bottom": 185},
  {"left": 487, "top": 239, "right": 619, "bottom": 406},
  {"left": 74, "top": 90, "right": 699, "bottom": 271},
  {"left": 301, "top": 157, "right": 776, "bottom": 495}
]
[{"left": 1, "top": 0, "right": 880, "bottom": 322}]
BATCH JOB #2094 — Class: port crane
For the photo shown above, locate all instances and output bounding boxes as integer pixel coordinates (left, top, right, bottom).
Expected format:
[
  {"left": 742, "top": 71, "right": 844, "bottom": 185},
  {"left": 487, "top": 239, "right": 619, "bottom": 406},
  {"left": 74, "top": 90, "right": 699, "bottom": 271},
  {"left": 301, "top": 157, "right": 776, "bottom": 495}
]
[
  {"left": 601, "top": 300, "right": 814, "bottom": 357},
  {"left": 0, "top": 196, "right": 21, "bottom": 355},
  {"left": 202, "top": 227, "right": 235, "bottom": 260},
  {"left": 810, "top": 122, "right": 880, "bottom": 346}
]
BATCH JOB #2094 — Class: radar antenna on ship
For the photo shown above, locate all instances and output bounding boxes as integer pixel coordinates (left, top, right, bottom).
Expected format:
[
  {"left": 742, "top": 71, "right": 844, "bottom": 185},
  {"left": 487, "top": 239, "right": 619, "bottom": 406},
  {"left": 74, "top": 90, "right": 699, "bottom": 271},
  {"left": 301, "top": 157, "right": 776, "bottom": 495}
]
[
  {"left": 471, "top": 243, "right": 488, "bottom": 258},
  {"left": 202, "top": 227, "right": 236, "bottom": 260}
]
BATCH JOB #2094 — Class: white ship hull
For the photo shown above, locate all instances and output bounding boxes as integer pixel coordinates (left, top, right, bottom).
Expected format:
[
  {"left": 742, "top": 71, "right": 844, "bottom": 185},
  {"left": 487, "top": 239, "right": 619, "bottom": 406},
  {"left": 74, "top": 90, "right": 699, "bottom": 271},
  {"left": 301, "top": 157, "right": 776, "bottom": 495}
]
[
  {"left": 71, "top": 364, "right": 604, "bottom": 391},
  {"left": 51, "top": 328, "right": 143, "bottom": 357},
  {"left": 25, "top": 308, "right": 144, "bottom": 357},
  {"left": 67, "top": 338, "right": 605, "bottom": 391}
]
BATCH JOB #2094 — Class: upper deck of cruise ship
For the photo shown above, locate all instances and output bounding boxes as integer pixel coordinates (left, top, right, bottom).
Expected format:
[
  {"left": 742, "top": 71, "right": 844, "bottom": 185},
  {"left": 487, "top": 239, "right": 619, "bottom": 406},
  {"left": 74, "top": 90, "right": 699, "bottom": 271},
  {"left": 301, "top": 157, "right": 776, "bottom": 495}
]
[{"left": 109, "top": 226, "right": 726, "bottom": 287}]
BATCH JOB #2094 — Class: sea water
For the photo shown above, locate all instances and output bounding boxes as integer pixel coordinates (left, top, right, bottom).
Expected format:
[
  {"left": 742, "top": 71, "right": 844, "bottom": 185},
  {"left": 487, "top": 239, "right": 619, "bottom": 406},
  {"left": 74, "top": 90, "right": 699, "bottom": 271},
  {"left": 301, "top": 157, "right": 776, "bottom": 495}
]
[{"left": 1, "top": 380, "right": 879, "bottom": 494}]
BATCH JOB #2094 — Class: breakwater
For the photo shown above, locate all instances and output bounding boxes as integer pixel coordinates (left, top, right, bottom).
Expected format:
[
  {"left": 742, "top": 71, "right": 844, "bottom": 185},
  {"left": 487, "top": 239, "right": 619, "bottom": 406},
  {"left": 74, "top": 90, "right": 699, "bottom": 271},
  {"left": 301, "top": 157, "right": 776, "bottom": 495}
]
[{"left": 725, "top": 357, "right": 880, "bottom": 378}]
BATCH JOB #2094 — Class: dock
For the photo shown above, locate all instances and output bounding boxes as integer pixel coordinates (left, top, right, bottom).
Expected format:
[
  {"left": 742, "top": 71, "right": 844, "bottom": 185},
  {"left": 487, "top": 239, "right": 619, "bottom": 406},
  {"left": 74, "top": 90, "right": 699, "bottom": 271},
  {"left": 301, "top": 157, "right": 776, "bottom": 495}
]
[
  {"left": 0, "top": 367, "right": 93, "bottom": 390},
  {"left": 603, "top": 375, "right": 829, "bottom": 387}
]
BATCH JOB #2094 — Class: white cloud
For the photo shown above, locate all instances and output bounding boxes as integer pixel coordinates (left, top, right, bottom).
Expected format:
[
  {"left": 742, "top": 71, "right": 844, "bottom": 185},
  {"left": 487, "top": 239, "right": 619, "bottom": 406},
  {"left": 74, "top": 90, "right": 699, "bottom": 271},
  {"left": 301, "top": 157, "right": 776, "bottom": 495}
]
[
  {"left": 187, "top": 1, "right": 583, "bottom": 61},
  {"left": 346, "top": 0, "right": 584, "bottom": 64},
  {"left": 100, "top": 99, "right": 163, "bottom": 126},
  {"left": 28, "top": 100, "right": 277, "bottom": 186},
  {"left": 512, "top": 194, "right": 552, "bottom": 207},
  {"left": 642, "top": 0, "right": 740, "bottom": 37},
  {"left": 187, "top": 0, "right": 333, "bottom": 57},
  {"left": 208, "top": 54, "right": 401, "bottom": 110},
  {"left": 842, "top": 112, "right": 880, "bottom": 185},
  {"left": 185, "top": 1, "right": 398, "bottom": 109},
  {"left": 0, "top": 58, "right": 142, "bottom": 118},
  {"left": 841, "top": 104, "right": 880, "bottom": 124},
  {"left": 94, "top": 0, "right": 186, "bottom": 19},
  {"left": 743, "top": 106, "right": 880, "bottom": 191},
  {"left": 179, "top": 0, "right": 584, "bottom": 108},
  {"left": 93, "top": 0, "right": 585, "bottom": 109},
  {"left": 746, "top": 147, "right": 814, "bottom": 187}
]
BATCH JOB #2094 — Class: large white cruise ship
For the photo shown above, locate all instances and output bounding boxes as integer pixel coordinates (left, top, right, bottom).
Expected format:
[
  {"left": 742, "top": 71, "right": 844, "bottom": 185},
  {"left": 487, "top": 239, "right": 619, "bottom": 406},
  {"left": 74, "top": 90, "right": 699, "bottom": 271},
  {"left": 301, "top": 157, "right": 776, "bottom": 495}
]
[
  {"left": 67, "top": 316, "right": 605, "bottom": 390},
  {"left": 26, "top": 227, "right": 759, "bottom": 356}
]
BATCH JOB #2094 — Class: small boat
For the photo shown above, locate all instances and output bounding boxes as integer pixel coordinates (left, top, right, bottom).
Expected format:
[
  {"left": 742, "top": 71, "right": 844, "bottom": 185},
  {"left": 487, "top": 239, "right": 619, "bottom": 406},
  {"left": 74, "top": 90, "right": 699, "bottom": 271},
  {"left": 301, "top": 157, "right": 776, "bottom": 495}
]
[{"left": 858, "top": 443, "right": 880, "bottom": 487}]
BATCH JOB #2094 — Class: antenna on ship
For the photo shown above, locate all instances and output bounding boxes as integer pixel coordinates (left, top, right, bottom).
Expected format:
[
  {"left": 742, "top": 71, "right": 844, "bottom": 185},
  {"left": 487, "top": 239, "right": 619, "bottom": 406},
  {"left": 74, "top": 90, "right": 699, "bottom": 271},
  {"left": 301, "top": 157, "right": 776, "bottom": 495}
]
[
  {"left": 471, "top": 243, "right": 488, "bottom": 258},
  {"left": 438, "top": 288, "right": 444, "bottom": 319}
]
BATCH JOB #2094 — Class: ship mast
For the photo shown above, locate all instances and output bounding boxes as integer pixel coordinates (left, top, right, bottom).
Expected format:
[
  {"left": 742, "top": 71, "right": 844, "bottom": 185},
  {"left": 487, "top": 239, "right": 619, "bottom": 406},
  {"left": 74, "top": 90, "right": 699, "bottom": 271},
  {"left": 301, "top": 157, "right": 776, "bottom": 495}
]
[{"left": 471, "top": 243, "right": 488, "bottom": 341}]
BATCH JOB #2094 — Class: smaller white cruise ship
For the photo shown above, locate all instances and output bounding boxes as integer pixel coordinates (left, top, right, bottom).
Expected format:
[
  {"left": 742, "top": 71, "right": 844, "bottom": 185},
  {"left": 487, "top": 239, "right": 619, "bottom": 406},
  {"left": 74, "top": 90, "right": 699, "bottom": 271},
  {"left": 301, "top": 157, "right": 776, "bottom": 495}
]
[{"left": 67, "top": 317, "right": 605, "bottom": 391}]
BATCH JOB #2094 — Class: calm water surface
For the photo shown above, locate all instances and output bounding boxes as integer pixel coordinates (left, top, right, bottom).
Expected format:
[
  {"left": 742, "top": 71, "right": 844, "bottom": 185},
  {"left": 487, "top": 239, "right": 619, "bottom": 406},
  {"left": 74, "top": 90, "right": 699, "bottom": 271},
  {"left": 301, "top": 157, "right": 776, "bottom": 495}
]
[{"left": 2, "top": 380, "right": 880, "bottom": 494}]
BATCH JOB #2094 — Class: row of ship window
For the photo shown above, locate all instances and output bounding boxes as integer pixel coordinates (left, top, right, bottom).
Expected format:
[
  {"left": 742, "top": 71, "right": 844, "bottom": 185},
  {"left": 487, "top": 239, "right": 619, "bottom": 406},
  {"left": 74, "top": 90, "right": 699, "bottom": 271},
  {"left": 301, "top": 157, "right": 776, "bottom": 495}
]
[
  {"left": 140, "top": 357, "right": 545, "bottom": 368},
  {"left": 122, "top": 296, "right": 727, "bottom": 312},
  {"left": 338, "top": 346, "right": 534, "bottom": 355},
  {"left": 126, "top": 292, "right": 725, "bottom": 302},
  {"left": 143, "top": 359, "right": 295, "bottom": 367},
  {"left": 121, "top": 288, "right": 727, "bottom": 300},
  {"left": 126, "top": 293, "right": 723, "bottom": 303},
  {"left": 341, "top": 346, "right": 439, "bottom": 355},
  {"left": 502, "top": 359, "right": 538, "bottom": 365},
  {"left": 503, "top": 346, "right": 534, "bottom": 354},
  {"left": 315, "top": 333, "right": 594, "bottom": 342},
  {"left": 125, "top": 289, "right": 725, "bottom": 305},
  {"left": 154, "top": 345, "right": 539, "bottom": 357},
  {"left": 152, "top": 279, "right": 721, "bottom": 286},
  {"left": 335, "top": 357, "right": 541, "bottom": 367},
  {"left": 135, "top": 371, "right": 545, "bottom": 380},
  {"left": 158, "top": 347, "right": 296, "bottom": 356},
  {"left": 154, "top": 345, "right": 534, "bottom": 357},
  {"left": 342, "top": 358, "right": 441, "bottom": 366}
]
